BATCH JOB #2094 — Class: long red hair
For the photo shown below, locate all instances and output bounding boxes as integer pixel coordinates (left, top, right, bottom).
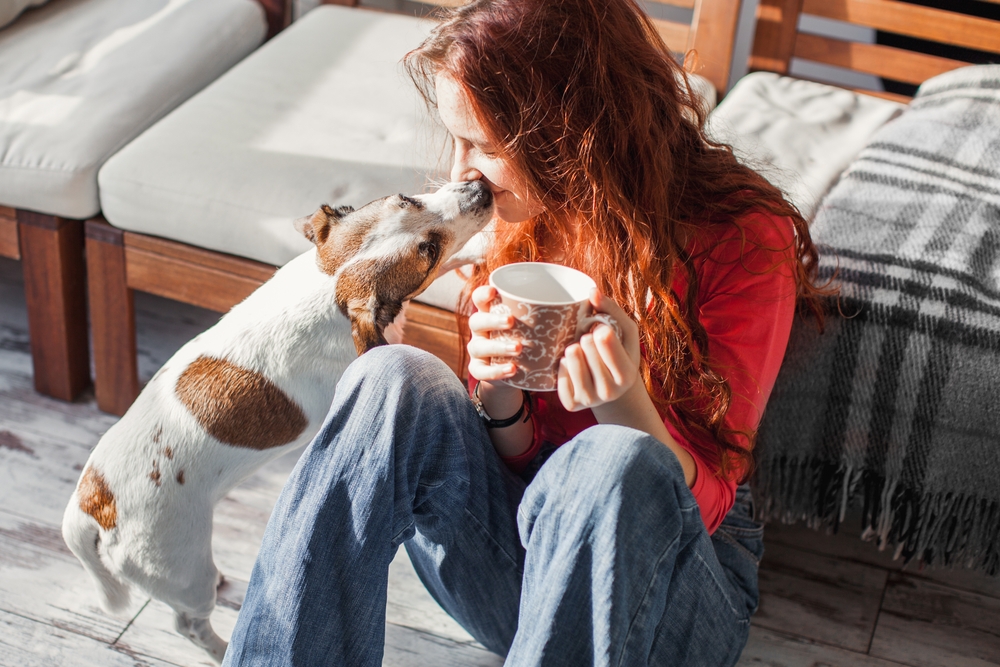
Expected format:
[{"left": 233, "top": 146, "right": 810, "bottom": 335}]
[{"left": 406, "top": 0, "right": 826, "bottom": 481}]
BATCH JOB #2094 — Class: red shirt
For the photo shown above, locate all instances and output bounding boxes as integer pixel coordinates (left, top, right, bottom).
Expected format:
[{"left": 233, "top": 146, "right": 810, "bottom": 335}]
[{"left": 472, "top": 210, "right": 798, "bottom": 534}]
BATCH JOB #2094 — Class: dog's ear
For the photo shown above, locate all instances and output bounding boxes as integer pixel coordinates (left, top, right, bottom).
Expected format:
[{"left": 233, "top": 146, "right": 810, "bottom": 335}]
[
  {"left": 335, "top": 243, "right": 441, "bottom": 355},
  {"left": 294, "top": 204, "right": 353, "bottom": 245}
]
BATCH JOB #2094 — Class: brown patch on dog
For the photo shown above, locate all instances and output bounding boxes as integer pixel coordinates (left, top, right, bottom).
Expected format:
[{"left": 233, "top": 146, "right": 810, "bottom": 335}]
[
  {"left": 314, "top": 214, "right": 370, "bottom": 276},
  {"left": 297, "top": 204, "right": 372, "bottom": 278},
  {"left": 176, "top": 470, "right": 185, "bottom": 485},
  {"left": 163, "top": 446, "right": 173, "bottom": 460},
  {"left": 335, "top": 232, "right": 449, "bottom": 354},
  {"left": 149, "top": 460, "right": 161, "bottom": 487},
  {"left": 175, "top": 356, "right": 308, "bottom": 449},
  {"left": 78, "top": 467, "right": 117, "bottom": 530},
  {"left": 152, "top": 425, "right": 162, "bottom": 444}
]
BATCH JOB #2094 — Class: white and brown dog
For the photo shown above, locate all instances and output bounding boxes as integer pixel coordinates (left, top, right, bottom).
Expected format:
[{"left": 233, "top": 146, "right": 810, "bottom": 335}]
[{"left": 61, "top": 181, "right": 492, "bottom": 662}]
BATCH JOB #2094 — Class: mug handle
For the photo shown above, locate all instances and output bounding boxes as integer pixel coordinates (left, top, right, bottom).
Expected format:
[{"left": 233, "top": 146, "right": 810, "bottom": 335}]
[{"left": 577, "top": 312, "right": 622, "bottom": 341}]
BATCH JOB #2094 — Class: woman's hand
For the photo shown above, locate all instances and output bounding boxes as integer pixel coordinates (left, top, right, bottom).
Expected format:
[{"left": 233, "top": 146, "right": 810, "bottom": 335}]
[
  {"left": 467, "top": 284, "right": 522, "bottom": 385},
  {"left": 467, "top": 284, "right": 534, "bottom": 458},
  {"left": 558, "top": 290, "right": 641, "bottom": 412}
]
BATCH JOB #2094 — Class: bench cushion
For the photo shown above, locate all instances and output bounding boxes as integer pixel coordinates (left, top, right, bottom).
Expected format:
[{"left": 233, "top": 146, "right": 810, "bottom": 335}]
[
  {"left": 0, "top": 0, "right": 265, "bottom": 219},
  {"left": 99, "top": 5, "right": 446, "bottom": 269},
  {"left": 707, "top": 72, "right": 905, "bottom": 221}
]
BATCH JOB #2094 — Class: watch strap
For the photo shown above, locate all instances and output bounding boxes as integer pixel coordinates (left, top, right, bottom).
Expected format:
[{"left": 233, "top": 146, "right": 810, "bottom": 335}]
[{"left": 473, "top": 381, "right": 532, "bottom": 428}]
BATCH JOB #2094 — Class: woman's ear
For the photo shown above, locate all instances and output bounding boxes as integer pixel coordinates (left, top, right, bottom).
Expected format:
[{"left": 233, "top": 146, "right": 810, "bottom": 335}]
[{"left": 293, "top": 204, "right": 354, "bottom": 245}]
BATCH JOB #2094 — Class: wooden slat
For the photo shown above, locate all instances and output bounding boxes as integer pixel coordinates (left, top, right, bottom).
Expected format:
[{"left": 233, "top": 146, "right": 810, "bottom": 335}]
[
  {"left": 750, "top": 0, "right": 805, "bottom": 75},
  {"left": 387, "top": 549, "right": 479, "bottom": 645},
  {"left": 646, "top": 0, "right": 696, "bottom": 8},
  {"left": 763, "top": 519, "right": 1000, "bottom": 601},
  {"left": 688, "top": 0, "right": 742, "bottom": 95},
  {"left": 17, "top": 212, "right": 90, "bottom": 401},
  {"left": 738, "top": 627, "right": 909, "bottom": 666},
  {"left": 256, "top": 0, "right": 292, "bottom": 38},
  {"left": 0, "top": 366, "right": 118, "bottom": 454},
  {"left": 0, "top": 207, "right": 18, "bottom": 260},
  {"left": 870, "top": 573, "right": 1000, "bottom": 666},
  {"left": 411, "top": 0, "right": 465, "bottom": 6},
  {"left": 650, "top": 18, "right": 692, "bottom": 53},
  {"left": 0, "top": 608, "right": 179, "bottom": 667},
  {"left": 406, "top": 300, "right": 459, "bottom": 333},
  {"left": 124, "top": 232, "right": 277, "bottom": 284},
  {"left": 400, "top": 302, "right": 466, "bottom": 378},
  {"left": 802, "top": 0, "right": 1000, "bottom": 56},
  {"left": 118, "top": 597, "right": 502, "bottom": 667},
  {"left": 0, "top": 511, "right": 144, "bottom": 645},
  {"left": 776, "top": 74, "right": 913, "bottom": 102},
  {"left": 0, "top": 428, "right": 105, "bottom": 527},
  {"left": 86, "top": 220, "right": 140, "bottom": 416},
  {"left": 755, "top": 541, "right": 888, "bottom": 652},
  {"left": 850, "top": 86, "right": 912, "bottom": 104},
  {"left": 125, "top": 246, "right": 273, "bottom": 314},
  {"left": 795, "top": 33, "right": 970, "bottom": 86}
]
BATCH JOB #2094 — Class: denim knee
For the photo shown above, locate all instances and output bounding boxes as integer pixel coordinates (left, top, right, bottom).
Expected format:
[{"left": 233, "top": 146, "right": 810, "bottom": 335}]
[
  {"left": 337, "top": 344, "right": 468, "bottom": 408},
  {"left": 518, "top": 425, "right": 697, "bottom": 541}
]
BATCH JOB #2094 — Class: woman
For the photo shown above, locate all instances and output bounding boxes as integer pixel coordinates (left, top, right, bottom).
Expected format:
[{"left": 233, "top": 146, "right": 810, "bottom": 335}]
[{"left": 223, "top": 0, "right": 822, "bottom": 665}]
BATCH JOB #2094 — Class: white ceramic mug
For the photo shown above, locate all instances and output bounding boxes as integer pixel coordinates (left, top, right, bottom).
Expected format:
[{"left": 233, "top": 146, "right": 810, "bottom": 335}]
[{"left": 488, "top": 262, "right": 621, "bottom": 391}]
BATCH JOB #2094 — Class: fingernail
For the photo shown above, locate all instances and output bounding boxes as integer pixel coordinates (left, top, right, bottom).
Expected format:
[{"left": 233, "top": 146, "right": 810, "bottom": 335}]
[{"left": 506, "top": 343, "right": 520, "bottom": 354}]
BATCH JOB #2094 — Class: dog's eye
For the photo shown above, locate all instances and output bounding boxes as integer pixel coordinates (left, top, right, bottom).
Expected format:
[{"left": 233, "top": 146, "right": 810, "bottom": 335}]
[{"left": 419, "top": 240, "right": 440, "bottom": 263}]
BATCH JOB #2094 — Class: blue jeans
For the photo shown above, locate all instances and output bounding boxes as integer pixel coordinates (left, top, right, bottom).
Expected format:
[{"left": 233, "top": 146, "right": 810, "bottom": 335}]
[{"left": 223, "top": 346, "right": 763, "bottom": 666}]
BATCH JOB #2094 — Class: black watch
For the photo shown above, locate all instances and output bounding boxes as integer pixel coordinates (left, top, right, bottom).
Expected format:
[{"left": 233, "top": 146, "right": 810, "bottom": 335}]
[{"left": 472, "top": 381, "right": 532, "bottom": 428}]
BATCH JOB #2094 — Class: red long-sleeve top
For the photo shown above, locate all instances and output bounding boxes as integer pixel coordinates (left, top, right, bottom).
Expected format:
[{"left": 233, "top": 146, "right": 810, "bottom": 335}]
[{"left": 470, "top": 210, "right": 798, "bottom": 534}]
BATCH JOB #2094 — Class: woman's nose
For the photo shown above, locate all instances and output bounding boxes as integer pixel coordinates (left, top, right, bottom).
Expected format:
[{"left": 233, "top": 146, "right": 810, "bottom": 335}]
[{"left": 451, "top": 145, "right": 483, "bottom": 182}]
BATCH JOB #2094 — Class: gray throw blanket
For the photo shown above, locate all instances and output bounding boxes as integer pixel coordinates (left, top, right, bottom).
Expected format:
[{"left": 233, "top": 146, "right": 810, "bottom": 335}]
[{"left": 754, "top": 65, "right": 1000, "bottom": 575}]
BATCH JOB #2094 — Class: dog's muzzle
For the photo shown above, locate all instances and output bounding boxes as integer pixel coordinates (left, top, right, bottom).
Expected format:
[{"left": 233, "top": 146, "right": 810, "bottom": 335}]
[{"left": 457, "top": 180, "right": 494, "bottom": 214}]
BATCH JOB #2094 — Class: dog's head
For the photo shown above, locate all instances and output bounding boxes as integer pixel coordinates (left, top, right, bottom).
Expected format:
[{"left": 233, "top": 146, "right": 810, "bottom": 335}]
[{"left": 294, "top": 180, "right": 493, "bottom": 355}]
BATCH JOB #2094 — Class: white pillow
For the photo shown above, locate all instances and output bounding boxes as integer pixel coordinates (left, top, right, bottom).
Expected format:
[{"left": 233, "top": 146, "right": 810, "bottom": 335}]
[
  {"left": 706, "top": 72, "right": 904, "bottom": 220},
  {"left": 0, "top": 0, "right": 49, "bottom": 30}
]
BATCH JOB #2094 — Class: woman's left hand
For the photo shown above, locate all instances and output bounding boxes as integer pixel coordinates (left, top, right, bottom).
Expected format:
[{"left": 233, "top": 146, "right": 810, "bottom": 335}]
[{"left": 558, "top": 290, "right": 642, "bottom": 412}]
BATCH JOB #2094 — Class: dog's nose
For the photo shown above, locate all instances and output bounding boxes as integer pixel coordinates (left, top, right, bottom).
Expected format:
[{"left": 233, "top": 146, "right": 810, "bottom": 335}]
[{"left": 458, "top": 180, "right": 493, "bottom": 214}]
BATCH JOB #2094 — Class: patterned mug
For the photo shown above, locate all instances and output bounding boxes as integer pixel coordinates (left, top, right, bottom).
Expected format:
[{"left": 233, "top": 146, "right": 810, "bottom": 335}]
[{"left": 488, "top": 262, "right": 621, "bottom": 392}]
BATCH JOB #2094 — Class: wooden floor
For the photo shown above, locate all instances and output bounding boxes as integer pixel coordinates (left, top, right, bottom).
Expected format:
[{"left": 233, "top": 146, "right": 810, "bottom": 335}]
[{"left": 0, "top": 255, "right": 997, "bottom": 667}]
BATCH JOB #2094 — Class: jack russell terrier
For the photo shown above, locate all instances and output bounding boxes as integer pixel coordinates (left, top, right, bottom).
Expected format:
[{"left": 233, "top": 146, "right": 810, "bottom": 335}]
[{"left": 62, "top": 180, "right": 493, "bottom": 663}]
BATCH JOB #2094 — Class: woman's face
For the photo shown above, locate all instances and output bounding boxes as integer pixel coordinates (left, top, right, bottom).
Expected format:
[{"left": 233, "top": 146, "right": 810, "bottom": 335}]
[{"left": 435, "top": 74, "right": 543, "bottom": 223}]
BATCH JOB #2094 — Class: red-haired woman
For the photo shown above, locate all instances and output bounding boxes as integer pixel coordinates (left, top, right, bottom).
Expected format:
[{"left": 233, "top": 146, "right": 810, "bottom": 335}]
[{"left": 223, "top": 1, "right": 822, "bottom": 665}]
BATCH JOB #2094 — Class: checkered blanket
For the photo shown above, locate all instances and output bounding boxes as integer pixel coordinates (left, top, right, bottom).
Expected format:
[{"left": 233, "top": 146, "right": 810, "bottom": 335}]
[{"left": 754, "top": 66, "right": 1000, "bottom": 575}]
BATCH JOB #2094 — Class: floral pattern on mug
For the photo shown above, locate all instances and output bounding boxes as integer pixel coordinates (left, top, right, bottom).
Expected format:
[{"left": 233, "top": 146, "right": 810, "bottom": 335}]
[{"left": 489, "top": 299, "right": 588, "bottom": 391}]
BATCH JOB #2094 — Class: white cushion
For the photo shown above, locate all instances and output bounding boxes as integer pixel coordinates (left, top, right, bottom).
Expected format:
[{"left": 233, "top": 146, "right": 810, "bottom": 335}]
[
  {"left": 99, "top": 5, "right": 448, "bottom": 268},
  {"left": 0, "top": 0, "right": 48, "bottom": 30},
  {"left": 707, "top": 72, "right": 905, "bottom": 221},
  {"left": 0, "top": 0, "right": 266, "bottom": 218}
]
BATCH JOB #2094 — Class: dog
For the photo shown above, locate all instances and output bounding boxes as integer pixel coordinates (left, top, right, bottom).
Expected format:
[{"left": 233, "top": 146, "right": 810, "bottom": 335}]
[{"left": 61, "top": 180, "right": 493, "bottom": 662}]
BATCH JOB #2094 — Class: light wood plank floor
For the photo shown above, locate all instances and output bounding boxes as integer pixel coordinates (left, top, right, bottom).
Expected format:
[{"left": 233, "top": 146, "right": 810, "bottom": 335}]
[{"left": 0, "top": 256, "right": 997, "bottom": 667}]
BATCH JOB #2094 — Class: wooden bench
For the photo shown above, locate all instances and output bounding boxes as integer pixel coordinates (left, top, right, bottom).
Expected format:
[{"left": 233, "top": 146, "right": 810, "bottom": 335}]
[
  {"left": 0, "top": 0, "right": 283, "bottom": 402},
  {"left": 751, "top": 0, "right": 1000, "bottom": 103}
]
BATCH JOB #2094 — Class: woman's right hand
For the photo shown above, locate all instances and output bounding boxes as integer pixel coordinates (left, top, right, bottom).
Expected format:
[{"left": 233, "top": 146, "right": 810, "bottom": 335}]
[{"left": 467, "top": 285, "right": 522, "bottom": 384}]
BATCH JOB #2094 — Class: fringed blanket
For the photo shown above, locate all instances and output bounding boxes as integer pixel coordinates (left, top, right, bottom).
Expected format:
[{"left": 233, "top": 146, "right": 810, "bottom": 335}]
[{"left": 755, "top": 66, "right": 1000, "bottom": 575}]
